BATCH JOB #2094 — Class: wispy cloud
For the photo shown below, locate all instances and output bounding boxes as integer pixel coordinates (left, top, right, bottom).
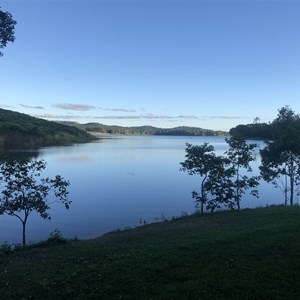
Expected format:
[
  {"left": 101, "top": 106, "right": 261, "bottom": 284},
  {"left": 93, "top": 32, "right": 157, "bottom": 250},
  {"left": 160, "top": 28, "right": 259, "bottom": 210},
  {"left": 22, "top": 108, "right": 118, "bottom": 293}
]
[
  {"left": 55, "top": 103, "right": 96, "bottom": 111},
  {"left": 94, "top": 115, "right": 141, "bottom": 120},
  {"left": 0, "top": 104, "right": 14, "bottom": 109},
  {"left": 177, "top": 115, "right": 199, "bottom": 120},
  {"left": 201, "top": 115, "right": 247, "bottom": 120},
  {"left": 20, "top": 104, "right": 44, "bottom": 109},
  {"left": 32, "top": 114, "right": 90, "bottom": 120},
  {"left": 94, "top": 114, "right": 200, "bottom": 120},
  {"left": 32, "top": 113, "right": 248, "bottom": 122},
  {"left": 99, "top": 107, "right": 136, "bottom": 113},
  {"left": 94, "top": 114, "right": 247, "bottom": 121}
]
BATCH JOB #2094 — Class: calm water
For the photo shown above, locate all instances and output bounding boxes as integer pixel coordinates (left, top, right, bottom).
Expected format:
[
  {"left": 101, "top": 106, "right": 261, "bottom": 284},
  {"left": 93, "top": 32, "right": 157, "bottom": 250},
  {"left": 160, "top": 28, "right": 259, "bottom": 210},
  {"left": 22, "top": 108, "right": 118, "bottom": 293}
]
[{"left": 0, "top": 135, "right": 288, "bottom": 244}]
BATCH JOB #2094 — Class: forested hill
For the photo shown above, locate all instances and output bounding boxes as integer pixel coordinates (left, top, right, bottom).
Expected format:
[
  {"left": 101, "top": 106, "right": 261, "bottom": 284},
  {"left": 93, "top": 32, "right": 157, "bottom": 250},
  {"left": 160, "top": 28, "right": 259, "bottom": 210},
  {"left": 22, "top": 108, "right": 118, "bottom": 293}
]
[
  {"left": 0, "top": 109, "right": 97, "bottom": 150},
  {"left": 59, "top": 121, "right": 228, "bottom": 136},
  {"left": 229, "top": 123, "right": 274, "bottom": 140}
]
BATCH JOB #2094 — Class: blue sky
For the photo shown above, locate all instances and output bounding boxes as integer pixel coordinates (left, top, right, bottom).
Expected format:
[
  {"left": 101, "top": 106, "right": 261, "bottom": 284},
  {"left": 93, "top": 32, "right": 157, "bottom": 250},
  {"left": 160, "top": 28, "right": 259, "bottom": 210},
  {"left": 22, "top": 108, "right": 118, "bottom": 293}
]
[{"left": 0, "top": 0, "right": 300, "bottom": 131}]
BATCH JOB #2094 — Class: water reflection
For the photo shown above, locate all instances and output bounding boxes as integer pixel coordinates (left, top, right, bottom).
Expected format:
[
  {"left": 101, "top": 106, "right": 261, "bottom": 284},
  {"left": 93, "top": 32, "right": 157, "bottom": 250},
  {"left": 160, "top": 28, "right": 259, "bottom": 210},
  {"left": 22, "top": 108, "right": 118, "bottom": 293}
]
[{"left": 0, "top": 136, "right": 287, "bottom": 244}]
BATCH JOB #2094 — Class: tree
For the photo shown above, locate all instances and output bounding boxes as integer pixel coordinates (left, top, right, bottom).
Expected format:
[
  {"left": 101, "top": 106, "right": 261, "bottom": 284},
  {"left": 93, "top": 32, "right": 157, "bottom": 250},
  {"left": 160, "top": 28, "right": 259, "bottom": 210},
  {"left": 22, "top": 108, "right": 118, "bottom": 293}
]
[
  {"left": 253, "top": 117, "right": 260, "bottom": 124},
  {"left": 260, "top": 145, "right": 292, "bottom": 206},
  {"left": 225, "top": 136, "right": 260, "bottom": 210},
  {"left": 180, "top": 143, "right": 219, "bottom": 213},
  {"left": 260, "top": 106, "right": 300, "bottom": 206},
  {"left": 0, "top": 6, "right": 16, "bottom": 56},
  {"left": 181, "top": 138, "right": 260, "bottom": 213},
  {"left": 201, "top": 155, "right": 234, "bottom": 212},
  {"left": 0, "top": 158, "right": 70, "bottom": 245},
  {"left": 181, "top": 143, "right": 235, "bottom": 213}
]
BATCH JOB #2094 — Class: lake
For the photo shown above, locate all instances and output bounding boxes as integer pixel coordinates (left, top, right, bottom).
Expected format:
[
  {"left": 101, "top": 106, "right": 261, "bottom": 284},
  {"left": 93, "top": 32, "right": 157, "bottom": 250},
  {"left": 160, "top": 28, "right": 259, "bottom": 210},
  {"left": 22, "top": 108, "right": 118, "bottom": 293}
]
[{"left": 0, "top": 135, "right": 287, "bottom": 244}]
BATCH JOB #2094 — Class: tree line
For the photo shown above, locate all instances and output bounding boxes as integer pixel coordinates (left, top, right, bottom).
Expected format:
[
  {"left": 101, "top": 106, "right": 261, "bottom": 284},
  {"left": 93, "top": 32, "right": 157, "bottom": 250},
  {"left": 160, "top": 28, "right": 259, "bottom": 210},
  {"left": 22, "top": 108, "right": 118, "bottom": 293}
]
[
  {"left": 229, "top": 122, "right": 274, "bottom": 139},
  {"left": 181, "top": 106, "right": 300, "bottom": 212},
  {"left": 60, "top": 122, "right": 228, "bottom": 137}
]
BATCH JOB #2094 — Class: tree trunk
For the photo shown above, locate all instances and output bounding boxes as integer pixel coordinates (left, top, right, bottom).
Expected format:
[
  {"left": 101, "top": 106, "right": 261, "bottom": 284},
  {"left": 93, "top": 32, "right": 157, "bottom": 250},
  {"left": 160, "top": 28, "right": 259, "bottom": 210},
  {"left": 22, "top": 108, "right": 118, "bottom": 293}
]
[
  {"left": 200, "top": 175, "right": 207, "bottom": 214},
  {"left": 236, "top": 167, "right": 240, "bottom": 211},
  {"left": 290, "top": 154, "right": 294, "bottom": 206},
  {"left": 236, "top": 185, "right": 240, "bottom": 211},
  {"left": 22, "top": 221, "right": 26, "bottom": 245},
  {"left": 290, "top": 176, "right": 294, "bottom": 206},
  {"left": 200, "top": 202, "right": 204, "bottom": 214},
  {"left": 284, "top": 174, "right": 288, "bottom": 206}
]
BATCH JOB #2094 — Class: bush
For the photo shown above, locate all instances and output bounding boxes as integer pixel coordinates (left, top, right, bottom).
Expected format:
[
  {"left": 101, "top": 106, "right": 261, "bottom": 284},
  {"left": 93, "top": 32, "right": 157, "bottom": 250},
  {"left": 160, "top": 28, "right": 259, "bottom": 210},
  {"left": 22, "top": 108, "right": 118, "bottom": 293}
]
[
  {"left": 46, "top": 229, "right": 69, "bottom": 245},
  {"left": 0, "top": 241, "right": 12, "bottom": 255}
]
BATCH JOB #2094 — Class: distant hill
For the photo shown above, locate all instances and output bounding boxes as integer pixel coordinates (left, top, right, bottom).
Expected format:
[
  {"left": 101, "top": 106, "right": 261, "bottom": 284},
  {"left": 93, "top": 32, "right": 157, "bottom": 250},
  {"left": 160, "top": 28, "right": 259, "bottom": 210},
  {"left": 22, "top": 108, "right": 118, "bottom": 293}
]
[
  {"left": 0, "top": 109, "right": 97, "bottom": 150},
  {"left": 59, "top": 121, "right": 228, "bottom": 136}
]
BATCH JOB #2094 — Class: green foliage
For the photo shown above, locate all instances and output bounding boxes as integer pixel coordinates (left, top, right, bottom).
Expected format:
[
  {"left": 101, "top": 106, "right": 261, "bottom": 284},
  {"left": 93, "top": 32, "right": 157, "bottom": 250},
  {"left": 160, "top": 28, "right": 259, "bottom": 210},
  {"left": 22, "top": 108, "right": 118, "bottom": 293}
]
[
  {"left": 272, "top": 106, "right": 300, "bottom": 153},
  {"left": 260, "top": 106, "right": 300, "bottom": 206},
  {"left": 0, "top": 158, "right": 71, "bottom": 245},
  {"left": 46, "top": 229, "right": 69, "bottom": 245},
  {"left": 203, "top": 155, "right": 235, "bottom": 212},
  {"left": 230, "top": 107, "right": 300, "bottom": 141},
  {"left": 225, "top": 136, "right": 260, "bottom": 210},
  {"left": 229, "top": 123, "right": 274, "bottom": 139},
  {"left": 0, "top": 241, "right": 12, "bottom": 255},
  {"left": 181, "top": 137, "right": 259, "bottom": 212},
  {"left": 230, "top": 106, "right": 300, "bottom": 206},
  {"left": 0, "top": 6, "right": 16, "bottom": 56},
  {"left": 180, "top": 143, "right": 224, "bottom": 212},
  {"left": 0, "top": 108, "right": 96, "bottom": 150}
]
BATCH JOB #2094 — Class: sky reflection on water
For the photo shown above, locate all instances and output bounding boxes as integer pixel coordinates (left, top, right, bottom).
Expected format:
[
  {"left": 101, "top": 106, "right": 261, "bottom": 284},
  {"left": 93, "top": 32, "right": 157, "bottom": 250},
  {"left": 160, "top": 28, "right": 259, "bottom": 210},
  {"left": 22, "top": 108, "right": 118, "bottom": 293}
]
[{"left": 0, "top": 136, "right": 288, "bottom": 244}]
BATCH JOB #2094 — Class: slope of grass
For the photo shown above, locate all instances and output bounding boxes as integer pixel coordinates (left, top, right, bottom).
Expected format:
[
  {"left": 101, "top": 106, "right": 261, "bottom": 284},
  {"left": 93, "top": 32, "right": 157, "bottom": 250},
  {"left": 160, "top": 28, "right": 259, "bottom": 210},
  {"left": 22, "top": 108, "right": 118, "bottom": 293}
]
[
  {"left": 0, "top": 108, "right": 96, "bottom": 150},
  {"left": 1, "top": 206, "right": 300, "bottom": 299}
]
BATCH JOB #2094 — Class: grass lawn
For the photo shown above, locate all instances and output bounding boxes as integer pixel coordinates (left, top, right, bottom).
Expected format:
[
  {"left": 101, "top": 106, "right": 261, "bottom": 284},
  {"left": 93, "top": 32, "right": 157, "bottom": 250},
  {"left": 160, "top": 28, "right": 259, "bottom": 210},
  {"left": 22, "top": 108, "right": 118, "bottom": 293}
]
[{"left": 1, "top": 205, "right": 300, "bottom": 299}]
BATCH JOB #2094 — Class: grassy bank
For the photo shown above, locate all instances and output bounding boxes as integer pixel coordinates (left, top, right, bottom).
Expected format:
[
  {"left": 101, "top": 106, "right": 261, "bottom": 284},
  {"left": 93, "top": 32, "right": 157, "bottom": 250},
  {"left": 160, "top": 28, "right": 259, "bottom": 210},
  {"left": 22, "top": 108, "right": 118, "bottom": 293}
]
[{"left": 1, "top": 206, "right": 300, "bottom": 299}]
